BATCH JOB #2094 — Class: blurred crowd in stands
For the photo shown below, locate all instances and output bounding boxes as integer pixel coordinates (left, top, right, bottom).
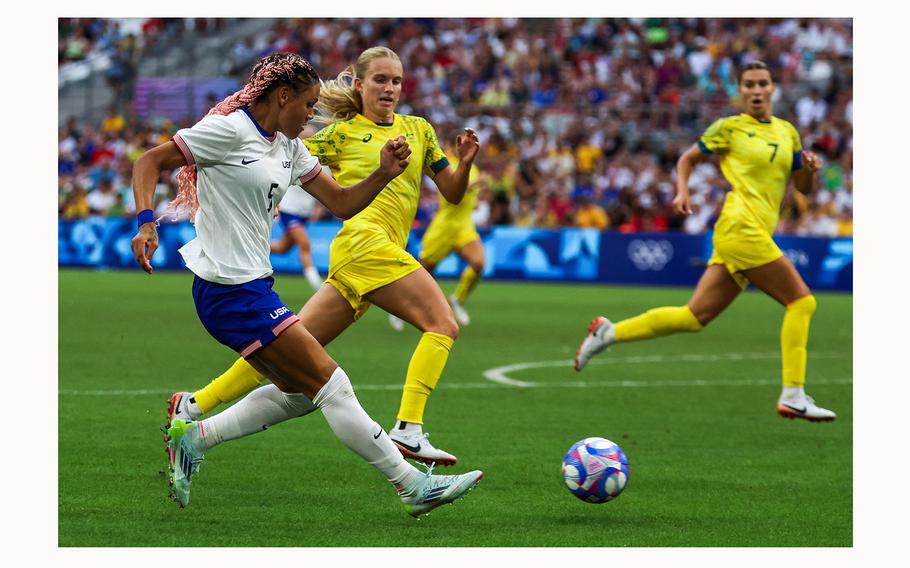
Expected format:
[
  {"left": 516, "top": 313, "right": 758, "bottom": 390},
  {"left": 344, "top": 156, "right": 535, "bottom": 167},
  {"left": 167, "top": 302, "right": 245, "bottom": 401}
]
[{"left": 58, "top": 17, "right": 853, "bottom": 237}]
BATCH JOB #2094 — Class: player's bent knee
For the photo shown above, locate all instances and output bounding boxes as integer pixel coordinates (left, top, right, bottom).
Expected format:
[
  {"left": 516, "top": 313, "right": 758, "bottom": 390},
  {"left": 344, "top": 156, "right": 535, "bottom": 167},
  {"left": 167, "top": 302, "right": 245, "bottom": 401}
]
[
  {"left": 787, "top": 294, "right": 817, "bottom": 315},
  {"left": 430, "top": 318, "right": 459, "bottom": 341},
  {"left": 263, "top": 350, "right": 338, "bottom": 398},
  {"left": 681, "top": 305, "right": 712, "bottom": 329},
  {"left": 445, "top": 321, "right": 460, "bottom": 341},
  {"left": 312, "top": 367, "right": 353, "bottom": 408},
  {"left": 281, "top": 390, "right": 317, "bottom": 417}
]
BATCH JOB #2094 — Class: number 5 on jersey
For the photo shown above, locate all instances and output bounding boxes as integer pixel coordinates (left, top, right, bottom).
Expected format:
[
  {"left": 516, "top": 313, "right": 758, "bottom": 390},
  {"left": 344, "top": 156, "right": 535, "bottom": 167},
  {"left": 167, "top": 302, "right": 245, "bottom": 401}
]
[{"left": 266, "top": 183, "right": 278, "bottom": 213}]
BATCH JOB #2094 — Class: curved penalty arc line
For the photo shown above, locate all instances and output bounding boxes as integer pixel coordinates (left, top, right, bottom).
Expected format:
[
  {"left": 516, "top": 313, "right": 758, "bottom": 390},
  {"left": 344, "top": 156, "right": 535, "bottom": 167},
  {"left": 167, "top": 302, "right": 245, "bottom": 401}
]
[{"left": 482, "top": 351, "right": 850, "bottom": 388}]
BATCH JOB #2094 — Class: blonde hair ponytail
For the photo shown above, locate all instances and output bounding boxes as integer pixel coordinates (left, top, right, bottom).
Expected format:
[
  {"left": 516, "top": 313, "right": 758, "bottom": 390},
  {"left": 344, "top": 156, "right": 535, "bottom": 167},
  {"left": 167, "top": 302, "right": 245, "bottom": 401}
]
[{"left": 315, "top": 65, "right": 362, "bottom": 123}]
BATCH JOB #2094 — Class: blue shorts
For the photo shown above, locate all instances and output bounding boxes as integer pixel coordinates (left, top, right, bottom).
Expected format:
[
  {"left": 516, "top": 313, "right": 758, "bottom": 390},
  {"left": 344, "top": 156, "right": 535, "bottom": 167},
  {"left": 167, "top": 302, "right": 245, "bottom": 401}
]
[
  {"left": 192, "top": 275, "right": 299, "bottom": 359},
  {"left": 279, "top": 212, "right": 308, "bottom": 230}
]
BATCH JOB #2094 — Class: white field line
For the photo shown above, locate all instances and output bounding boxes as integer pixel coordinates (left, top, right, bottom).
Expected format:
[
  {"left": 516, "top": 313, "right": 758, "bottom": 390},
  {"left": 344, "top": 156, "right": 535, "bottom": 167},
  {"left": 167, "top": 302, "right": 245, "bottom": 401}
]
[
  {"left": 59, "top": 351, "right": 851, "bottom": 396},
  {"left": 482, "top": 351, "right": 850, "bottom": 387}
]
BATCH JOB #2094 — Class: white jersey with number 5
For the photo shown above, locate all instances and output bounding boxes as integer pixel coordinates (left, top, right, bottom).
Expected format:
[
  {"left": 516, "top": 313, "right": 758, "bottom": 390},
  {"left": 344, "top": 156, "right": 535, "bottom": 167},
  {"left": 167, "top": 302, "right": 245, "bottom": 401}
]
[{"left": 172, "top": 108, "right": 321, "bottom": 284}]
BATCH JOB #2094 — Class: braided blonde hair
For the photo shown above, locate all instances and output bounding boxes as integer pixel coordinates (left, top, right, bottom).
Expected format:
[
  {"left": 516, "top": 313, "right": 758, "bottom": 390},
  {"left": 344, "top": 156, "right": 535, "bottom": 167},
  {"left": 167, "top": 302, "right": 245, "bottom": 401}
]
[
  {"left": 315, "top": 46, "right": 401, "bottom": 124},
  {"left": 171, "top": 52, "right": 319, "bottom": 221}
]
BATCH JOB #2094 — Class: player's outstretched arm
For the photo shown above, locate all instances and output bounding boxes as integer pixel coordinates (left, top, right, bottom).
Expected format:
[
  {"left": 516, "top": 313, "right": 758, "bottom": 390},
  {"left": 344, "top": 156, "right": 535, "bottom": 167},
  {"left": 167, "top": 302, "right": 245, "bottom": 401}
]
[
  {"left": 303, "top": 136, "right": 411, "bottom": 219},
  {"left": 130, "top": 141, "right": 187, "bottom": 273}
]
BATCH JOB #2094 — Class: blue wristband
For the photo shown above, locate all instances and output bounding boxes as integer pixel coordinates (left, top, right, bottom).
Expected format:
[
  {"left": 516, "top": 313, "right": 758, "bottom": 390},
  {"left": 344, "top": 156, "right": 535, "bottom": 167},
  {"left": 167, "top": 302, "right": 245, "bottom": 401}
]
[{"left": 137, "top": 209, "right": 155, "bottom": 228}]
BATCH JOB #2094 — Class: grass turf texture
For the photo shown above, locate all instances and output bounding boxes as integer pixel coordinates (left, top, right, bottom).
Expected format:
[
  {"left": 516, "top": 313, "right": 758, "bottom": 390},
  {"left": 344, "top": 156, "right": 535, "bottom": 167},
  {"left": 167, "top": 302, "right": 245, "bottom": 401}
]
[{"left": 58, "top": 268, "right": 852, "bottom": 547}]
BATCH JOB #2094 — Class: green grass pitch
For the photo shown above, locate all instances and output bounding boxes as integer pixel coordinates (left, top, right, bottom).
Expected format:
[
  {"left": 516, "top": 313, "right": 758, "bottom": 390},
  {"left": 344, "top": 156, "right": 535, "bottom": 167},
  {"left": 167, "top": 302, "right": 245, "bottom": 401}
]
[{"left": 58, "top": 268, "right": 852, "bottom": 547}]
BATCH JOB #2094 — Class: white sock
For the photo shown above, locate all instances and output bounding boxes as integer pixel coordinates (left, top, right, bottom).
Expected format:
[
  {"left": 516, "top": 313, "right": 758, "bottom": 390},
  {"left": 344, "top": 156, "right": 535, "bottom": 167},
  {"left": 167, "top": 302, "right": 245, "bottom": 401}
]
[
  {"left": 314, "top": 367, "right": 419, "bottom": 490},
  {"left": 198, "top": 384, "right": 317, "bottom": 449},
  {"left": 780, "top": 385, "right": 806, "bottom": 402},
  {"left": 304, "top": 265, "right": 323, "bottom": 291}
]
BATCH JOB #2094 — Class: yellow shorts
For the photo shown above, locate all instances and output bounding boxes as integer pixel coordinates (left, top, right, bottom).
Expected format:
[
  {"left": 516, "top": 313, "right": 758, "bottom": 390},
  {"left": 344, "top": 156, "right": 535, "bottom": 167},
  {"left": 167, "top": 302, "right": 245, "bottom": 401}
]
[
  {"left": 420, "top": 222, "right": 480, "bottom": 266},
  {"left": 326, "top": 241, "right": 422, "bottom": 321},
  {"left": 708, "top": 228, "right": 783, "bottom": 289}
]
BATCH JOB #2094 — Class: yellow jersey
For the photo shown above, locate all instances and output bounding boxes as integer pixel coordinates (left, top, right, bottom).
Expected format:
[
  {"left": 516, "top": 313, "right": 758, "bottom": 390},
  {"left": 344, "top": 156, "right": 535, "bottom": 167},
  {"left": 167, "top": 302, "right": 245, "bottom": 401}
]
[
  {"left": 304, "top": 113, "right": 448, "bottom": 264},
  {"left": 698, "top": 113, "right": 802, "bottom": 236},
  {"left": 431, "top": 157, "right": 480, "bottom": 229}
]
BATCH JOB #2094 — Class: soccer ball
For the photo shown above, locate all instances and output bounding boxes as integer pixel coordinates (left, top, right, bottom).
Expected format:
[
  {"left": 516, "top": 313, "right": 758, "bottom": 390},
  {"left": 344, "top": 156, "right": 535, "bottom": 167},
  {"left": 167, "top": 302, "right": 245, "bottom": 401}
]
[{"left": 562, "top": 437, "right": 629, "bottom": 504}]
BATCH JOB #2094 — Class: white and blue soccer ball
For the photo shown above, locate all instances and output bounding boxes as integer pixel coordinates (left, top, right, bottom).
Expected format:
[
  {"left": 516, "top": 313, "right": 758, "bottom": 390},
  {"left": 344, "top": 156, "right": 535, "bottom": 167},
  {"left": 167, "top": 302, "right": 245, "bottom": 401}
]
[{"left": 562, "top": 437, "right": 629, "bottom": 504}]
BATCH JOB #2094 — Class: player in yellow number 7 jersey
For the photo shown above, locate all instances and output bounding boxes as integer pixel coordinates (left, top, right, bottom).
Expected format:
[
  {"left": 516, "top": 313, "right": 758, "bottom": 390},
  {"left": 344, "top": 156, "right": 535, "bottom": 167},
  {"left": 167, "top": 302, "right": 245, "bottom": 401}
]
[
  {"left": 575, "top": 61, "right": 836, "bottom": 422},
  {"left": 166, "top": 47, "right": 480, "bottom": 466}
]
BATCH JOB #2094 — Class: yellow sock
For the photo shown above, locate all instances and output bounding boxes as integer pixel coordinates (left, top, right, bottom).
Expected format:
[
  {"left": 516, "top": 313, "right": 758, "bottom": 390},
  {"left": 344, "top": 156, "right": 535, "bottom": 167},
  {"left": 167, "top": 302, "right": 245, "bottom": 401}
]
[
  {"left": 193, "top": 357, "right": 266, "bottom": 414},
  {"left": 397, "top": 332, "right": 454, "bottom": 424},
  {"left": 781, "top": 295, "right": 816, "bottom": 387},
  {"left": 453, "top": 266, "right": 480, "bottom": 303},
  {"left": 614, "top": 306, "right": 703, "bottom": 343}
]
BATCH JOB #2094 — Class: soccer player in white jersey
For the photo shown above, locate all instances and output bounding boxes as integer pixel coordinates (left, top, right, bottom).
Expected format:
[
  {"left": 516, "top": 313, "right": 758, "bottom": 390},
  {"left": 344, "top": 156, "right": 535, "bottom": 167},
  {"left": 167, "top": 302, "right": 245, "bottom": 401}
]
[
  {"left": 271, "top": 184, "right": 324, "bottom": 291},
  {"left": 165, "top": 47, "right": 480, "bottom": 468},
  {"left": 130, "top": 53, "right": 482, "bottom": 516}
]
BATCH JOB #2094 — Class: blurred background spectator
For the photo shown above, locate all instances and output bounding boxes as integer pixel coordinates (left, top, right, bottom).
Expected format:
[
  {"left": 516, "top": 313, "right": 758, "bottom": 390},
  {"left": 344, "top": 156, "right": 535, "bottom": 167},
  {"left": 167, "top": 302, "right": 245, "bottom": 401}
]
[{"left": 58, "top": 17, "right": 852, "bottom": 236}]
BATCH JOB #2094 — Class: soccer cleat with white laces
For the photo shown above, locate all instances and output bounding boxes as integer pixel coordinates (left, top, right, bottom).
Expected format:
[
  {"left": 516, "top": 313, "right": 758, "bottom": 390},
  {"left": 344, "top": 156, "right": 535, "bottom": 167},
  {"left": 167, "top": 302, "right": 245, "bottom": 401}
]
[
  {"left": 388, "top": 313, "right": 405, "bottom": 332},
  {"left": 777, "top": 394, "right": 837, "bottom": 422},
  {"left": 448, "top": 296, "right": 470, "bottom": 326},
  {"left": 398, "top": 464, "right": 483, "bottom": 518},
  {"left": 166, "top": 419, "right": 207, "bottom": 508},
  {"left": 390, "top": 428, "right": 457, "bottom": 466},
  {"left": 574, "top": 316, "right": 615, "bottom": 371}
]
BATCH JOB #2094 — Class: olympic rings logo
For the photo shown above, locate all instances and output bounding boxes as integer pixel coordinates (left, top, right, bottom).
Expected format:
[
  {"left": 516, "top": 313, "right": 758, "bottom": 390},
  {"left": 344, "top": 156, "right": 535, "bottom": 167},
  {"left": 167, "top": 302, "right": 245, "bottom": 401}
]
[{"left": 628, "top": 239, "right": 674, "bottom": 271}]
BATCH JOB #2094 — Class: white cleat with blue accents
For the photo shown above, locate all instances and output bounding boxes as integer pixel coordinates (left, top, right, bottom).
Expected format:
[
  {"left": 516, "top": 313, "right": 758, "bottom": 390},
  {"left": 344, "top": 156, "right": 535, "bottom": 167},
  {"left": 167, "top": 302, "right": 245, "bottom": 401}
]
[
  {"left": 398, "top": 464, "right": 483, "bottom": 518},
  {"left": 166, "top": 419, "right": 207, "bottom": 508}
]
